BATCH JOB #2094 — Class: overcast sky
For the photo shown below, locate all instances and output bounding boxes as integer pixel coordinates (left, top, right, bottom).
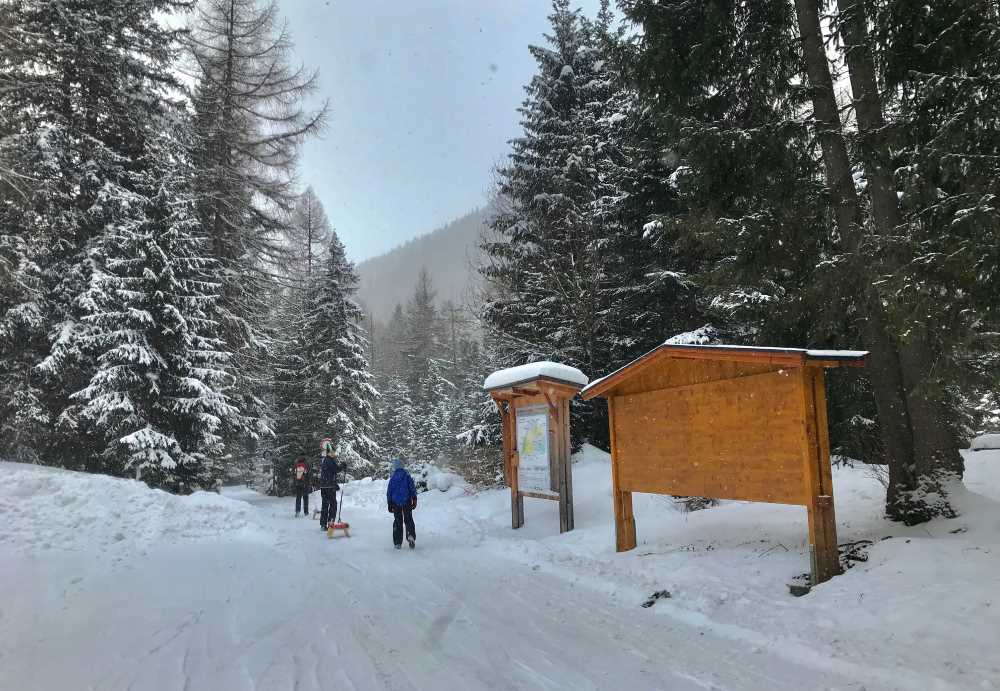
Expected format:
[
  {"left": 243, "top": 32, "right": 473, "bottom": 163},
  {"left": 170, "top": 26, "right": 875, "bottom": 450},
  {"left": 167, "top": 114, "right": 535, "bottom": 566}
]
[{"left": 280, "top": 0, "right": 601, "bottom": 262}]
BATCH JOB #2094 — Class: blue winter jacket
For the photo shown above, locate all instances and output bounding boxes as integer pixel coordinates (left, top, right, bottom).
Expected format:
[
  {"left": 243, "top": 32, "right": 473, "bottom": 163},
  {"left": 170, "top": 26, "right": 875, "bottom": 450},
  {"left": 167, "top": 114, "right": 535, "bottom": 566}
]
[{"left": 387, "top": 468, "right": 417, "bottom": 509}]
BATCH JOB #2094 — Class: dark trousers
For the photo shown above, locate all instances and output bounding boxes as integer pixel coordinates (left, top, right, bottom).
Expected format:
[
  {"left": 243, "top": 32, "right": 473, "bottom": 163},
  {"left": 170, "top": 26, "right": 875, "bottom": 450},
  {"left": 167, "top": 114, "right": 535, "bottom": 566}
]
[
  {"left": 392, "top": 506, "right": 415, "bottom": 546},
  {"left": 294, "top": 485, "right": 309, "bottom": 514},
  {"left": 320, "top": 487, "right": 338, "bottom": 528}
]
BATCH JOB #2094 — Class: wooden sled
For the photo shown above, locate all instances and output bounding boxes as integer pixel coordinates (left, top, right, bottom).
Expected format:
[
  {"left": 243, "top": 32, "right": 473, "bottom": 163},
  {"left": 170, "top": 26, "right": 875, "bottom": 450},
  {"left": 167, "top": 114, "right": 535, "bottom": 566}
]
[{"left": 326, "top": 521, "right": 350, "bottom": 539}]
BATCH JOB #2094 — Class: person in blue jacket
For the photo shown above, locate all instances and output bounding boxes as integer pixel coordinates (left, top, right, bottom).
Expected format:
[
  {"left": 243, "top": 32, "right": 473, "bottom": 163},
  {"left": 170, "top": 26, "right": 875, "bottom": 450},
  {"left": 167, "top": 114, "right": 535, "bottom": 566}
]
[{"left": 387, "top": 458, "right": 417, "bottom": 549}]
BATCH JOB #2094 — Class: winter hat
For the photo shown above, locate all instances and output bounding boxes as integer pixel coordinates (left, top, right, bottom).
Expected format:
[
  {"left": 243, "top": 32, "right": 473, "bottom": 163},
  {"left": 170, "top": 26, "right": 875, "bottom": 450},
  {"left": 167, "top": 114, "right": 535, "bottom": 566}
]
[{"left": 392, "top": 458, "right": 404, "bottom": 471}]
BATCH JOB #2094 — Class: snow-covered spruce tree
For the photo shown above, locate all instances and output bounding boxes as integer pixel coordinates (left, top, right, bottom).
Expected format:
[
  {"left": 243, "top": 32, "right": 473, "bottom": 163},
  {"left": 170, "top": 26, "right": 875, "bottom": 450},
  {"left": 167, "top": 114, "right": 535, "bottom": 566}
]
[
  {"left": 300, "top": 235, "right": 379, "bottom": 476},
  {"left": 0, "top": 21, "right": 48, "bottom": 461},
  {"left": 401, "top": 269, "right": 445, "bottom": 394},
  {"left": 375, "top": 303, "right": 409, "bottom": 381},
  {"left": 0, "top": 165, "right": 48, "bottom": 461},
  {"left": 410, "top": 358, "right": 455, "bottom": 465},
  {"left": 482, "top": 0, "right": 673, "bottom": 448},
  {"left": 267, "top": 187, "right": 336, "bottom": 487},
  {"left": 187, "top": 0, "right": 327, "bottom": 459},
  {"left": 267, "top": 291, "right": 314, "bottom": 490},
  {"left": 375, "top": 375, "right": 416, "bottom": 470},
  {"left": 623, "top": 0, "right": 993, "bottom": 522},
  {"left": 0, "top": 0, "right": 198, "bottom": 470},
  {"left": 72, "top": 146, "right": 246, "bottom": 489},
  {"left": 623, "top": 0, "right": 897, "bottom": 499},
  {"left": 871, "top": 0, "right": 1000, "bottom": 443}
]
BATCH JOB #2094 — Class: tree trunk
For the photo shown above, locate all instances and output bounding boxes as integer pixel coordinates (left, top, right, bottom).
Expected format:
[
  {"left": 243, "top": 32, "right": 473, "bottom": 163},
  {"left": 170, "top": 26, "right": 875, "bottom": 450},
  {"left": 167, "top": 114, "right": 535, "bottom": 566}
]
[
  {"left": 793, "top": 0, "right": 957, "bottom": 524},
  {"left": 835, "top": 0, "right": 963, "bottom": 519}
]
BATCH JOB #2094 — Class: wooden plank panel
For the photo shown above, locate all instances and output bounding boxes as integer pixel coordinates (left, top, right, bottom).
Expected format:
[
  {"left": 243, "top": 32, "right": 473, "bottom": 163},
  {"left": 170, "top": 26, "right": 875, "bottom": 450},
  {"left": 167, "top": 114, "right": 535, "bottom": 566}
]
[
  {"left": 613, "top": 370, "right": 808, "bottom": 505},
  {"left": 583, "top": 347, "right": 807, "bottom": 399},
  {"left": 611, "top": 358, "right": 784, "bottom": 398},
  {"left": 520, "top": 490, "right": 559, "bottom": 501}
]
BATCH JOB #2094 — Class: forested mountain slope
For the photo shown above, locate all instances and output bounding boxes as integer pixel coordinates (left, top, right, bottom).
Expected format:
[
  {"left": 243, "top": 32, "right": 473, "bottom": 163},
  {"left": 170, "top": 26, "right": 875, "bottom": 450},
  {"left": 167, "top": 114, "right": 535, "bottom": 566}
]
[{"left": 357, "top": 208, "right": 486, "bottom": 321}]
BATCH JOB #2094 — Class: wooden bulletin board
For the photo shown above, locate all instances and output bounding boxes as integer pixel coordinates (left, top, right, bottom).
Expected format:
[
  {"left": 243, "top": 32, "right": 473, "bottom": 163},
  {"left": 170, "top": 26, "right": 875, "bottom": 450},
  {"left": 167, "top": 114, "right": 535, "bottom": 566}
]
[
  {"left": 582, "top": 344, "right": 866, "bottom": 585},
  {"left": 487, "top": 370, "right": 584, "bottom": 534}
]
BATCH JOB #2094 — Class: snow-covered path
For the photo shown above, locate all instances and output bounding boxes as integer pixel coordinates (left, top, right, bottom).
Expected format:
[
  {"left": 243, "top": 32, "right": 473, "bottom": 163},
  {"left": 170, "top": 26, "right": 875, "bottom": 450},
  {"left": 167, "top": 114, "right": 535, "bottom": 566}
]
[
  {"left": 1, "top": 486, "right": 855, "bottom": 691},
  {"left": 3, "top": 450, "right": 999, "bottom": 691}
]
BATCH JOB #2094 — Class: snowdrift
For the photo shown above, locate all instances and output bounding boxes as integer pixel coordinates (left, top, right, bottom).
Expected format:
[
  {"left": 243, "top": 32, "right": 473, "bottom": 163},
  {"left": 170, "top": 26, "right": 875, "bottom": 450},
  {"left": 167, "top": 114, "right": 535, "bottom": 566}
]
[
  {"left": 379, "top": 444, "right": 1000, "bottom": 689},
  {"left": 971, "top": 433, "right": 1000, "bottom": 450},
  {"left": 0, "top": 462, "right": 258, "bottom": 554}
]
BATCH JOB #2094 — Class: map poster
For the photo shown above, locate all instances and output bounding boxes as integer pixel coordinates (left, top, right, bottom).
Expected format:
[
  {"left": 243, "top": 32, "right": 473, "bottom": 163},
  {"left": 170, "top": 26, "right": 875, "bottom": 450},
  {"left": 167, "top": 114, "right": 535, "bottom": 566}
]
[{"left": 515, "top": 404, "right": 551, "bottom": 494}]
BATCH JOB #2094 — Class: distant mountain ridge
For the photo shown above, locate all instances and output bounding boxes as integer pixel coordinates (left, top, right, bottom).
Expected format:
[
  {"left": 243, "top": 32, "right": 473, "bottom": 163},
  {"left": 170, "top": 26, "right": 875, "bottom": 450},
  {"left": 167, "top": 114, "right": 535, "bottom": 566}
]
[{"left": 356, "top": 208, "right": 487, "bottom": 322}]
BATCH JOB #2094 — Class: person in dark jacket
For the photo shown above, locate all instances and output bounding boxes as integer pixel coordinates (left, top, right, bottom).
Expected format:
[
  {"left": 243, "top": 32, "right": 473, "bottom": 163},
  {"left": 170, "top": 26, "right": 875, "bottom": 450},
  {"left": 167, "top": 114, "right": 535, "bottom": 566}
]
[
  {"left": 292, "top": 456, "right": 311, "bottom": 516},
  {"left": 386, "top": 458, "right": 417, "bottom": 549},
  {"left": 319, "top": 440, "right": 345, "bottom": 530}
]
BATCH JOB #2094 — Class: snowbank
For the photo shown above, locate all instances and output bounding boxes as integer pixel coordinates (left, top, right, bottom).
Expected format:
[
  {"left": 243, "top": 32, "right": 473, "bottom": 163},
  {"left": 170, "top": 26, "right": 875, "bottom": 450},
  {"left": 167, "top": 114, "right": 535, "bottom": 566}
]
[
  {"left": 971, "top": 433, "right": 1000, "bottom": 450},
  {"left": 0, "top": 462, "right": 259, "bottom": 554},
  {"left": 3, "top": 449, "right": 998, "bottom": 689},
  {"left": 483, "top": 361, "right": 588, "bottom": 390},
  {"left": 424, "top": 445, "right": 1000, "bottom": 689},
  {"left": 665, "top": 325, "right": 717, "bottom": 345}
]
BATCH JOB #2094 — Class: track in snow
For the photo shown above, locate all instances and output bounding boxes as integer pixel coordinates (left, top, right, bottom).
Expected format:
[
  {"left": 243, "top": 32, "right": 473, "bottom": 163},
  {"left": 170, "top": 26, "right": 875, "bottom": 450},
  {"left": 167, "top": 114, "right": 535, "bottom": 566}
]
[{"left": 0, "top": 486, "right": 915, "bottom": 690}]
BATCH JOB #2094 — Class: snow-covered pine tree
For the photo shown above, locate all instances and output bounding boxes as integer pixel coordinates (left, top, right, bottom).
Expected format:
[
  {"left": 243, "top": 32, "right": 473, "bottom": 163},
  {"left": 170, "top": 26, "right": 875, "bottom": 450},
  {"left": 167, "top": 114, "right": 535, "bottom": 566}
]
[
  {"left": 0, "top": 0, "right": 199, "bottom": 470},
  {"left": 401, "top": 269, "right": 445, "bottom": 395},
  {"left": 375, "top": 304, "right": 409, "bottom": 381},
  {"left": 267, "top": 187, "right": 337, "bottom": 485},
  {"left": 0, "top": 156, "right": 48, "bottom": 461},
  {"left": 266, "top": 291, "right": 314, "bottom": 488},
  {"left": 623, "top": 0, "right": 996, "bottom": 522},
  {"left": 590, "top": 3, "right": 709, "bottom": 355},
  {"left": 187, "top": 0, "right": 327, "bottom": 461},
  {"left": 0, "top": 20, "right": 48, "bottom": 460},
  {"left": 410, "top": 358, "right": 454, "bottom": 465},
  {"left": 72, "top": 143, "right": 247, "bottom": 489},
  {"left": 482, "top": 0, "right": 659, "bottom": 447},
  {"left": 871, "top": 0, "right": 1000, "bottom": 441},
  {"left": 375, "top": 375, "right": 416, "bottom": 469},
  {"left": 301, "top": 235, "right": 379, "bottom": 476}
]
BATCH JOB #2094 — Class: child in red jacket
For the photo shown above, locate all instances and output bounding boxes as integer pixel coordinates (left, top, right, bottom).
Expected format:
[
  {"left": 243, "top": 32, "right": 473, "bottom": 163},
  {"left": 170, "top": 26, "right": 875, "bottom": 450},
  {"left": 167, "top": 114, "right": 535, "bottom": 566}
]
[{"left": 292, "top": 456, "right": 311, "bottom": 517}]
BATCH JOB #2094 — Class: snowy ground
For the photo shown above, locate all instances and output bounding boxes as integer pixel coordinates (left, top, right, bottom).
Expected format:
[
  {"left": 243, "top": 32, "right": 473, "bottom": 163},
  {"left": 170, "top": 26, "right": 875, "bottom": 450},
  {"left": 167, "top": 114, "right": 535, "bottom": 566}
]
[{"left": 2, "top": 448, "right": 999, "bottom": 691}]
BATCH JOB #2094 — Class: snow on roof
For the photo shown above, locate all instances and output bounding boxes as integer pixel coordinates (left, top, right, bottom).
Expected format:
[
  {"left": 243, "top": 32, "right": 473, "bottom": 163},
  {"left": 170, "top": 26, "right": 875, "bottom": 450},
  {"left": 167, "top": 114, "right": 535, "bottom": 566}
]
[
  {"left": 803, "top": 349, "right": 870, "bottom": 359},
  {"left": 664, "top": 326, "right": 717, "bottom": 346},
  {"left": 484, "top": 361, "right": 589, "bottom": 391},
  {"left": 658, "top": 342, "right": 869, "bottom": 360}
]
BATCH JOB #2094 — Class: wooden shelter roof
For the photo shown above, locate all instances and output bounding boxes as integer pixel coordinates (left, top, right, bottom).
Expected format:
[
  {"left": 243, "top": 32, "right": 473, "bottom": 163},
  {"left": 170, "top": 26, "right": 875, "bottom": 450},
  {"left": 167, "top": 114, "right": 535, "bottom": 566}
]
[
  {"left": 580, "top": 343, "right": 867, "bottom": 400},
  {"left": 484, "top": 361, "right": 588, "bottom": 396}
]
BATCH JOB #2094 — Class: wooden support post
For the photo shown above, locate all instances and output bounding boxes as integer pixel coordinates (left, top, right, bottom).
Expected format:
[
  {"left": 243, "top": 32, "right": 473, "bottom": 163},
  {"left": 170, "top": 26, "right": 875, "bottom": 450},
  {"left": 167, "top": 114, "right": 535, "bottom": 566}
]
[
  {"left": 560, "top": 399, "right": 574, "bottom": 532},
  {"left": 608, "top": 396, "right": 636, "bottom": 551},
  {"left": 799, "top": 368, "right": 840, "bottom": 584},
  {"left": 548, "top": 398, "right": 559, "bottom": 494},
  {"left": 511, "top": 455, "right": 524, "bottom": 529},
  {"left": 493, "top": 396, "right": 525, "bottom": 528}
]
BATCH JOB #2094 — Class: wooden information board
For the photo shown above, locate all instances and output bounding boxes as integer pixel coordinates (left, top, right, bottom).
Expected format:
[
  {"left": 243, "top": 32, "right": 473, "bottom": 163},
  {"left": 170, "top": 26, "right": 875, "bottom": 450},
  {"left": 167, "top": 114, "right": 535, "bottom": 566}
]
[
  {"left": 485, "top": 363, "right": 586, "bottom": 534},
  {"left": 582, "top": 344, "right": 866, "bottom": 585}
]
